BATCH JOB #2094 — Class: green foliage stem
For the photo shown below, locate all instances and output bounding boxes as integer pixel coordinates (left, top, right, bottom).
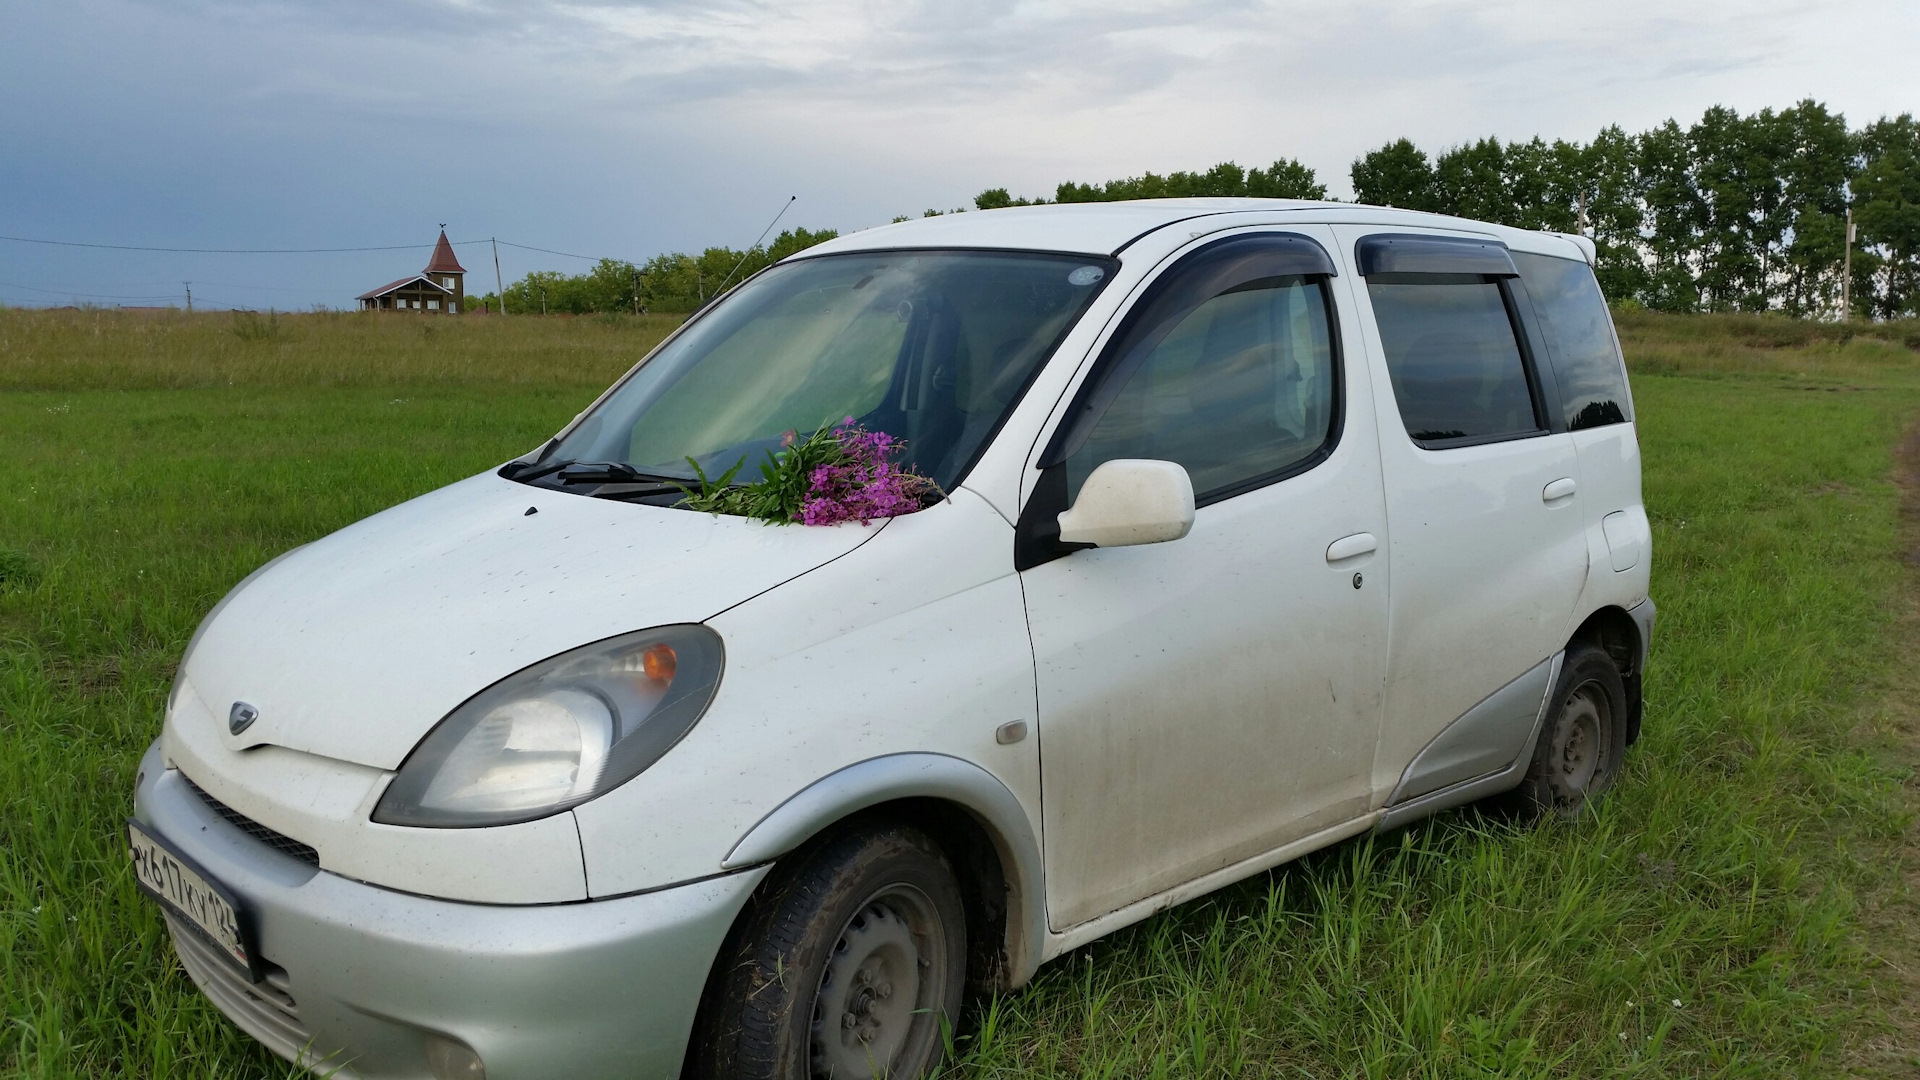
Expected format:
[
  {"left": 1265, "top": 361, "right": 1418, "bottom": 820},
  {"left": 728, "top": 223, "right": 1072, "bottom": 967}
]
[{"left": 675, "top": 424, "right": 846, "bottom": 524}]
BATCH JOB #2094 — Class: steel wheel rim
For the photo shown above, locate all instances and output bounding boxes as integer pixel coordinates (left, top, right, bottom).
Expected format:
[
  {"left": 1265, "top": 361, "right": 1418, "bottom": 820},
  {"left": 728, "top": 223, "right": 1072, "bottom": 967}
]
[
  {"left": 810, "top": 883, "right": 947, "bottom": 1079},
  {"left": 1550, "top": 681, "right": 1608, "bottom": 805}
]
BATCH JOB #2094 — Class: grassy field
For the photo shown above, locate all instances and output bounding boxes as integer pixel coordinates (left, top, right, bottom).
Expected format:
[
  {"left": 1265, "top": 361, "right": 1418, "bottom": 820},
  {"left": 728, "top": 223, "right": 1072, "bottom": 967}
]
[{"left": 2, "top": 305, "right": 1918, "bottom": 1077}]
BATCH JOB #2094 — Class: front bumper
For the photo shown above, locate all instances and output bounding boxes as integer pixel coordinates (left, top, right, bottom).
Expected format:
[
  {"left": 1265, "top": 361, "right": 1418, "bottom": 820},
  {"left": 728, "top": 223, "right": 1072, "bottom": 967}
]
[{"left": 132, "top": 739, "right": 767, "bottom": 1079}]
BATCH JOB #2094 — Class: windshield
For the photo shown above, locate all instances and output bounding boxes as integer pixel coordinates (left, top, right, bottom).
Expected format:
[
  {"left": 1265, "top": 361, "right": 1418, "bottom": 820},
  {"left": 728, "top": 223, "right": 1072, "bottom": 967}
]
[{"left": 539, "top": 249, "right": 1116, "bottom": 495}]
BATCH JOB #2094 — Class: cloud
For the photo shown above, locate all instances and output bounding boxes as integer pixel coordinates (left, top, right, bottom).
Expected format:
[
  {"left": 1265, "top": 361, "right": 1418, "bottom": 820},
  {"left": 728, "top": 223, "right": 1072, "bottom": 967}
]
[{"left": 2, "top": 0, "right": 1915, "bottom": 307}]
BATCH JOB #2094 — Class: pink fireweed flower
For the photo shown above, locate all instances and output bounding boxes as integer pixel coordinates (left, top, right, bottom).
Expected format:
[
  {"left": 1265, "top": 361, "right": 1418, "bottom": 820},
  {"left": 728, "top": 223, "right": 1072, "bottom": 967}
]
[{"left": 796, "top": 422, "right": 938, "bottom": 525}]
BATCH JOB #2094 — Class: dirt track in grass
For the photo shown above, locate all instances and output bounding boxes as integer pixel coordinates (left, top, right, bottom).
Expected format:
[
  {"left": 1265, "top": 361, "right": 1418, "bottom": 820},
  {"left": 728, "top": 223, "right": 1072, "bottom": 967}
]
[{"left": 1855, "top": 418, "right": 1920, "bottom": 1076}]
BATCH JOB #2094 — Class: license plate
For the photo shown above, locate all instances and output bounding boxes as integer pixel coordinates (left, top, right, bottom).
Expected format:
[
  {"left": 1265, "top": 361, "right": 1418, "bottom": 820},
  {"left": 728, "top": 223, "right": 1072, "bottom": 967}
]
[{"left": 128, "top": 820, "right": 259, "bottom": 981}]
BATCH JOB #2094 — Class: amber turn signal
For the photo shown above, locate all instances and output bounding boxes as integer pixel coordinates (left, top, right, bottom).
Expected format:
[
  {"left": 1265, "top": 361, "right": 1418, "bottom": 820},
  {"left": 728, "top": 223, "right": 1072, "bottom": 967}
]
[{"left": 642, "top": 643, "right": 677, "bottom": 681}]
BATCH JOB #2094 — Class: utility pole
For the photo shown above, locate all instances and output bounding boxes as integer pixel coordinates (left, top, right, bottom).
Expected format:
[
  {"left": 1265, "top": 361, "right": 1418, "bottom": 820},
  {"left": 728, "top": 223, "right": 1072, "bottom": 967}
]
[
  {"left": 183, "top": 282, "right": 193, "bottom": 313},
  {"left": 492, "top": 237, "right": 508, "bottom": 315},
  {"left": 632, "top": 268, "right": 640, "bottom": 316},
  {"left": 1841, "top": 208, "right": 1855, "bottom": 321},
  {"left": 540, "top": 287, "right": 547, "bottom": 316}
]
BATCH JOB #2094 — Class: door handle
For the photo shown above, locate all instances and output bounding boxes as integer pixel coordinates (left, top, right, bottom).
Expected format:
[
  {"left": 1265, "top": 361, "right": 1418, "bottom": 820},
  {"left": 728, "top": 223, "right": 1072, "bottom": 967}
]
[
  {"left": 1542, "top": 477, "right": 1578, "bottom": 502},
  {"left": 1325, "top": 532, "right": 1377, "bottom": 564}
]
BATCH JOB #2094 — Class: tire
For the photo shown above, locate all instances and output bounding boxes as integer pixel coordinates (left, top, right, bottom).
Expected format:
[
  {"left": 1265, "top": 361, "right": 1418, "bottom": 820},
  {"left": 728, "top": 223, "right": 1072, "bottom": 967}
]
[
  {"left": 1510, "top": 642, "right": 1629, "bottom": 818},
  {"left": 688, "top": 823, "right": 968, "bottom": 1080}
]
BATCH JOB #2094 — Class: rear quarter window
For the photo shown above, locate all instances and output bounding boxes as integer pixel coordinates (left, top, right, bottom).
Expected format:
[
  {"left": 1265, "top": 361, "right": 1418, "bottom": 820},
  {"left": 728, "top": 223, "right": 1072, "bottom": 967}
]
[{"left": 1512, "top": 251, "right": 1632, "bottom": 429}]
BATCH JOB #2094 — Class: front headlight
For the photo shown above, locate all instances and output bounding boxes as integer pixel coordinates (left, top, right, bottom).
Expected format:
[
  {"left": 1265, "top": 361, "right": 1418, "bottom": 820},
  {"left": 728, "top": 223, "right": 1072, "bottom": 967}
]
[{"left": 372, "top": 625, "right": 724, "bottom": 828}]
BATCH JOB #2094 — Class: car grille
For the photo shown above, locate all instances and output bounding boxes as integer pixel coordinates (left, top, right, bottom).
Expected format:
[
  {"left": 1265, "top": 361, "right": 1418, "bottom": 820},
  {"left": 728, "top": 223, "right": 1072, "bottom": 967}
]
[
  {"left": 182, "top": 776, "right": 322, "bottom": 868},
  {"left": 165, "top": 912, "right": 320, "bottom": 1067}
]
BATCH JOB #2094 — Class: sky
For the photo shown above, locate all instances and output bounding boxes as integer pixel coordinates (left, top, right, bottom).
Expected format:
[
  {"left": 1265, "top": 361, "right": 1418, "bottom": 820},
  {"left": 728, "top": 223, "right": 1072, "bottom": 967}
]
[{"left": 2, "top": 0, "right": 1917, "bottom": 311}]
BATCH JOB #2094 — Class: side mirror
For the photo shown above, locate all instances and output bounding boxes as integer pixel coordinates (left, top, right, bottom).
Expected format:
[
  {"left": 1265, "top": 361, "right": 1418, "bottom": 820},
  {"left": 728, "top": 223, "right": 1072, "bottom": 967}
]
[{"left": 1056, "top": 459, "right": 1195, "bottom": 548}]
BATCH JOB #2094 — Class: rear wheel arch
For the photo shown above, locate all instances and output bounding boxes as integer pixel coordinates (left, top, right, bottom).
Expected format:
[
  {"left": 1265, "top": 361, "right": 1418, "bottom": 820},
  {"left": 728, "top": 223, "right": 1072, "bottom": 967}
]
[
  {"left": 1568, "top": 605, "right": 1645, "bottom": 743},
  {"left": 1506, "top": 639, "right": 1629, "bottom": 817}
]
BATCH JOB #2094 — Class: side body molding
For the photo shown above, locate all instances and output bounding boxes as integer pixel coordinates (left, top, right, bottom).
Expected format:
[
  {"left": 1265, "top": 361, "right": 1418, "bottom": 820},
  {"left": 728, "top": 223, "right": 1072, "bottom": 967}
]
[
  {"left": 721, "top": 753, "right": 1048, "bottom": 986},
  {"left": 1376, "top": 652, "right": 1563, "bottom": 831}
]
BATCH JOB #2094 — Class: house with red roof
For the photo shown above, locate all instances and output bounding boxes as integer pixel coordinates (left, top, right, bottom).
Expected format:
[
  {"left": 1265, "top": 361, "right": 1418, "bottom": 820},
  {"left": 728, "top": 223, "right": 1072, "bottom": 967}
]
[{"left": 357, "top": 230, "right": 466, "bottom": 313}]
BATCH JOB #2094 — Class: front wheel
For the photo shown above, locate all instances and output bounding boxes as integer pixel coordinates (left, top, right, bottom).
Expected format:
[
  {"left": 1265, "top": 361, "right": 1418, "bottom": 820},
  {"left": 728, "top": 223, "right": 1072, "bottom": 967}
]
[
  {"left": 688, "top": 823, "right": 967, "bottom": 1080},
  {"left": 1510, "top": 642, "right": 1628, "bottom": 818}
]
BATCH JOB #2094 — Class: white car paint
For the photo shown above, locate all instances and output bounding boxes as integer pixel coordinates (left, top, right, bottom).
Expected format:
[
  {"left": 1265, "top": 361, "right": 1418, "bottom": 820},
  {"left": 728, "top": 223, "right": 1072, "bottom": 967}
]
[
  {"left": 1024, "top": 415, "right": 1393, "bottom": 927},
  {"left": 164, "top": 679, "right": 591, "bottom": 903},
  {"left": 1015, "top": 221, "right": 1395, "bottom": 928},
  {"left": 151, "top": 200, "right": 1651, "bottom": 1063},
  {"left": 572, "top": 487, "right": 1042, "bottom": 898},
  {"left": 183, "top": 470, "right": 881, "bottom": 771}
]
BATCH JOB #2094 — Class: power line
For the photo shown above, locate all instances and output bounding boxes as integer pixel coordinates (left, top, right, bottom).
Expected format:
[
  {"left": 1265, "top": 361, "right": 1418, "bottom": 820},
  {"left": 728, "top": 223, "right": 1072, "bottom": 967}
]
[
  {"left": 162, "top": 279, "right": 314, "bottom": 293},
  {"left": 0, "top": 233, "right": 621, "bottom": 261},
  {"left": 0, "top": 295, "right": 243, "bottom": 309},
  {"left": 492, "top": 240, "right": 603, "bottom": 262},
  {"left": 0, "top": 234, "right": 489, "bottom": 254},
  {"left": 1, "top": 232, "right": 627, "bottom": 308},
  {"left": 0, "top": 277, "right": 198, "bottom": 289},
  {"left": 0, "top": 280, "right": 183, "bottom": 300}
]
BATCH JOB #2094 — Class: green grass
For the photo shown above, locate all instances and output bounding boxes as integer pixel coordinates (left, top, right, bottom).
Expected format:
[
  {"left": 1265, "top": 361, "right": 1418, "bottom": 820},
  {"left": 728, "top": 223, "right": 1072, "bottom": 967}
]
[
  {"left": 0, "top": 306, "right": 680, "bottom": 390},
  {"left": 2, "top": 310, "right": 1918, "bottom": 1077}
]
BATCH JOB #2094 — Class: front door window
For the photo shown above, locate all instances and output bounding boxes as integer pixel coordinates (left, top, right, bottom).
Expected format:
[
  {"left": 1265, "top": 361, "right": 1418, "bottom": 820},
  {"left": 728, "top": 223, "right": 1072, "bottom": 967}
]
[{"left": 1064, "top": 275, "right": 1336, "bottom": 504}]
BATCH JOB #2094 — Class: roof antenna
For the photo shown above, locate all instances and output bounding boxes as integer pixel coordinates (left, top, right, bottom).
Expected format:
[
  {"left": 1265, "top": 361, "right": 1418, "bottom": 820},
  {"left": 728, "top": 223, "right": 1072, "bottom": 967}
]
[{"left": 714, "top": 195, "right": 797, "bottom": 297}]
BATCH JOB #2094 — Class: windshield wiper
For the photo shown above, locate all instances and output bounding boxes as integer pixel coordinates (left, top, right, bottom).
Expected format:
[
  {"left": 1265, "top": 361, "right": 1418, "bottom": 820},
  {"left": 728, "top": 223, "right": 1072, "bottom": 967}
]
[
  {"left": 502, "top": 459, "right": 691, "bottom": 486},
  {"left": 554, "top": 461, "right": 692, "bottom": 486},
  {"left": 499, "top": 458, "right": 570, "bottom": 482},
  {"left": 587, "top": 483, "right": 688, "bottom": 503}
]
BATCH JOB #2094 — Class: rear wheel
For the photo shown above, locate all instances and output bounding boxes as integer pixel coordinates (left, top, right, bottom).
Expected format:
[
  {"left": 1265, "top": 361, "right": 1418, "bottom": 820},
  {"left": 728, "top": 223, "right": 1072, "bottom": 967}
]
[
  {"left": 1511, "top": 642, "right": 1628, "bottom": 817},
  {"left": 689, "top": 823, "right": 966, "bottom": 1080}
]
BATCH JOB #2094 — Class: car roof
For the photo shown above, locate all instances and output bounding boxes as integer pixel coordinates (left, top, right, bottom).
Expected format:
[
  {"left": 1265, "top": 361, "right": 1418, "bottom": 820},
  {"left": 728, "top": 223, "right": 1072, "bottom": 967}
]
[{"left": 799, "top": 199, "right": 1591, "bottom": 263}]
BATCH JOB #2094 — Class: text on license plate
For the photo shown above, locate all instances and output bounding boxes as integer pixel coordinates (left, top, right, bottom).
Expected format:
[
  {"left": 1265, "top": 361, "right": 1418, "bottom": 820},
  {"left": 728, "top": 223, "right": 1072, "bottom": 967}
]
[{"left": 128, "top": 822, "right": 250, "bottom": 971}]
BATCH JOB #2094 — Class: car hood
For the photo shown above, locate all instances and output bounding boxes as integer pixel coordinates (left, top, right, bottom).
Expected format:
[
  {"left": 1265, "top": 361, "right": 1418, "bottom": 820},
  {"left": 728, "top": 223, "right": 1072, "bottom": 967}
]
[{"left": 179, "top": 471, "right": 884, "bottom": 770}]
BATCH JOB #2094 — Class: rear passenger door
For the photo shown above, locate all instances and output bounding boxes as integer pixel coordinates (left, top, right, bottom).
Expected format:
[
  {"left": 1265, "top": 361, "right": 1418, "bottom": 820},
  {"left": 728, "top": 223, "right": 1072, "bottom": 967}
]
[{"left": 1336, "top": 229, "right": 1590, "bottom": 802}]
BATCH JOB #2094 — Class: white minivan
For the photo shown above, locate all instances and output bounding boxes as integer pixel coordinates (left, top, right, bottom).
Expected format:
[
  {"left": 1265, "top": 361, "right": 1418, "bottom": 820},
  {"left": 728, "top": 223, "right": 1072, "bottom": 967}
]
[{"left": 131, "top": 199, "right": 1653, "bottom": 1080}]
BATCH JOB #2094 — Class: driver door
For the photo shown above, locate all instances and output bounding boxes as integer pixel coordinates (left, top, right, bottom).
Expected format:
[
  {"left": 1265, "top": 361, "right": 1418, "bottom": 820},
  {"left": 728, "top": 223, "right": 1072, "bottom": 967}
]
[{"left": 1020, "top": 230, "right": 1392, "bottom": 929}]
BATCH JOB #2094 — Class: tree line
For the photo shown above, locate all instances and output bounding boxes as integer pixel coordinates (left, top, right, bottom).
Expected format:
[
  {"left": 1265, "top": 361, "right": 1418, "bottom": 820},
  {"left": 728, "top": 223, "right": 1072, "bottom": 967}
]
[
  {"left": 473, "top": 227, "right": 839, "bottom": 316},
  {"left": 1345, "top": 103, "right": 1917, "bottom": 318},
  {"left": 974, "top": 157, "right": 1327, "bottom": 209},
  {"left": 482, "top": 100, "right": 1919, "bottom": 319}
]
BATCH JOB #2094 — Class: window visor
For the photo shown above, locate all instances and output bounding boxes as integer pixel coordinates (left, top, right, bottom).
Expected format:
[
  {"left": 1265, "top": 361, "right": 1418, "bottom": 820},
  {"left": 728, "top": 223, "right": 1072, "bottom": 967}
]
[{"left": 1356, "top": 234, "right": 1518, "bottom": 278}]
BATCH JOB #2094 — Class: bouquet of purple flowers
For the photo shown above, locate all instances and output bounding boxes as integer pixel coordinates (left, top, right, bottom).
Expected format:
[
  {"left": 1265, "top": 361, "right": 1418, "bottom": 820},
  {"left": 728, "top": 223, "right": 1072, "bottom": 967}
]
[
  {"left": 797, "top": 424, "right": 939, "bottom": 525},
  {"left": 679, "top": 419, "right": 942, "bottom": 526}
]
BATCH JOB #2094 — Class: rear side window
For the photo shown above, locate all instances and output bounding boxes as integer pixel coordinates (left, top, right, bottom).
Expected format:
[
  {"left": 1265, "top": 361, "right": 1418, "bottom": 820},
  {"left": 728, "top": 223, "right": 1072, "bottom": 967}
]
[
  {"left": 1512, "top": 251, "right": 1631, "bottom": 429},
  {"left": 1366, "top": 277, "right": 1539, "bottom": 445}
]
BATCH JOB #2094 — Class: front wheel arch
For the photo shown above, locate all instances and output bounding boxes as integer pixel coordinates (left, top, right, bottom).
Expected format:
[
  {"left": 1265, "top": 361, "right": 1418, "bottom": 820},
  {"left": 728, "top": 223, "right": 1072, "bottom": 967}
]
[
  {"left": 721, "top": 755, "right": 1044, "bottom": 993},
  {"left": 686, "top": 820, "right": 968, "bottom": 1079}
]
